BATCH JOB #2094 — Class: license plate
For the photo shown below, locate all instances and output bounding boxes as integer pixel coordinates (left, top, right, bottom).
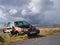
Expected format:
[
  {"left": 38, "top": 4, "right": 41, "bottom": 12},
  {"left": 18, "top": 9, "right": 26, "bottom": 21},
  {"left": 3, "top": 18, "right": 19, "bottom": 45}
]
[{"left": 30, "top": 31, "right": 36, "bottom": 34}]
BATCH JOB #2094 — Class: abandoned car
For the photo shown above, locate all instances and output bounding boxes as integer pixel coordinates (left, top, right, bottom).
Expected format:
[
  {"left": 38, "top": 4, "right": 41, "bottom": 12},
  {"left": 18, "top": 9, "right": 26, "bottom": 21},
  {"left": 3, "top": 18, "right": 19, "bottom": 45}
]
[{"left": 3, "top": 21, "right": 40, "bottom": 36}]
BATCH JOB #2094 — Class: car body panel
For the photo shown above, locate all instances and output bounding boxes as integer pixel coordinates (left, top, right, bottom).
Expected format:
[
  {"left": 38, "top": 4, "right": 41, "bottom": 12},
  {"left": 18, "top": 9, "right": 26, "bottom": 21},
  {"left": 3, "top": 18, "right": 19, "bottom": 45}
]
[{"left": 14, "top": 27, "right": 24, "bottom": 32}]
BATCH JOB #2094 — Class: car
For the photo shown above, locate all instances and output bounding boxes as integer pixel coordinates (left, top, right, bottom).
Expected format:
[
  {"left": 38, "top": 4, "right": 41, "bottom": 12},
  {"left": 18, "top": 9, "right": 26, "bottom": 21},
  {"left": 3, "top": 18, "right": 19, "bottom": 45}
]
[{"left": 3, "top": 21, "right": 40, "bottom": 36}]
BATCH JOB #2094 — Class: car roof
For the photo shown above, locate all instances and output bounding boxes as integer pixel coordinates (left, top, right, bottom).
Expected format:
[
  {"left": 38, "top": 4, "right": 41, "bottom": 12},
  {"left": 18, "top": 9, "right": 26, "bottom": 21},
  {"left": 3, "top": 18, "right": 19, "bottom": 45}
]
[{"left": 8, "top": 21, "right": 28, "bottom": 23}]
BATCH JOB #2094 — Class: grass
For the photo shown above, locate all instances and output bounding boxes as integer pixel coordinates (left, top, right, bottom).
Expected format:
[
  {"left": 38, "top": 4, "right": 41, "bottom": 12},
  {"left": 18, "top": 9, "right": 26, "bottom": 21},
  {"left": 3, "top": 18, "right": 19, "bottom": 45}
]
[
  {"left": 0, "top": 33, "right": 28, "bottom": 45},
  {"left": 0, "top": 28, "right": 60, "bottom": 45},
  {"left": 40, "top": 29, "right": 60, "bottom": 35}
]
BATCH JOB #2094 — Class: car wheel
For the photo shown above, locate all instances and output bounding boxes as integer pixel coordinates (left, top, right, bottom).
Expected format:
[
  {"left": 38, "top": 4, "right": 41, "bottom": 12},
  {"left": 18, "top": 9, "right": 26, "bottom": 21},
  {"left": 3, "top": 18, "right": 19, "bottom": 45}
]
[
  {"left": 14, "top": 31, "right": 19, "bottom": 35},
  {"left": 36, "top": 30, "right": 40, "bottom": 34},
  {"left": 27, "top": 33, "right": 31, "bottom": 37}
]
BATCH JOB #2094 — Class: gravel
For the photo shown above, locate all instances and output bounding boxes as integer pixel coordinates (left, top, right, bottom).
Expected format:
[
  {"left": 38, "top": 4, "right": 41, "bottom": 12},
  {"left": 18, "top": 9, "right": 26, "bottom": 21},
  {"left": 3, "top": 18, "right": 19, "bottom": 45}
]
[{"left": 11, "top": 35, "right": 60, "bottom": 45}]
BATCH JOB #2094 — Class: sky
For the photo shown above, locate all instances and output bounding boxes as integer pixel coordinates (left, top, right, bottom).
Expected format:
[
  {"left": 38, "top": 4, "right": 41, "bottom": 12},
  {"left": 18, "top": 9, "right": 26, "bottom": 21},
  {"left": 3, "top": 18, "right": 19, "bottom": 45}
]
[{"left": 0, "top": 0, "right": 60, "bottom": 27}]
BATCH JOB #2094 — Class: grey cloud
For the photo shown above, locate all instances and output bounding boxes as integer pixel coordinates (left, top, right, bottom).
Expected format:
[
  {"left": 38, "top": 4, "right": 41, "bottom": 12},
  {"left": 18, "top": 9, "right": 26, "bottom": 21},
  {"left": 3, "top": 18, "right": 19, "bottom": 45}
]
[
  {"left": 20, "top": 0, "right": 54, "bottom": 26},
  {"left": 0, "top": 0, "right": 30, "bottom": 6},
  {"left": 45, "top": 10, "right": 60, "bottom": 25},
  {"left": 39, "top": 0, "right": 54, "bottom": 11},
  {"left": 0, "top": 0, "right": 60, "bottom": 27}
]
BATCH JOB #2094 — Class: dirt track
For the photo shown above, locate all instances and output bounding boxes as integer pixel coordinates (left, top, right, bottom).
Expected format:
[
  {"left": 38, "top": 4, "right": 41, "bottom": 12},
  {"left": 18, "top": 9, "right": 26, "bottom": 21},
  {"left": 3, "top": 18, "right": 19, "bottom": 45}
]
[{"left": 11, "top": 34, "right": 60, "bottom": 45}]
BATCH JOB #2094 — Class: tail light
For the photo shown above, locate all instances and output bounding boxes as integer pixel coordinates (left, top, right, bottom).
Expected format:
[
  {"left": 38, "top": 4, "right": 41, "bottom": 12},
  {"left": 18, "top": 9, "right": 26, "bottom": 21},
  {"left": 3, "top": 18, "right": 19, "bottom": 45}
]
[{"left": 28, "top": 30, "right": 34, "bottom": 32}]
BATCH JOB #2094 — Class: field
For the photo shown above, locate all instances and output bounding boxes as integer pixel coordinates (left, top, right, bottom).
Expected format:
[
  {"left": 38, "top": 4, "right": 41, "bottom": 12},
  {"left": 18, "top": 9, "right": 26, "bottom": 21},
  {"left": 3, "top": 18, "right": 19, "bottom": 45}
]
[
  {"left": 40, "top": 27, "right": 60, "bottom": 35},
  {"left": 0, "top": 33, "right": 29, "bottom": 45},
  {"left": 0, "top": 26, "right": 60, "bottom": 45}
]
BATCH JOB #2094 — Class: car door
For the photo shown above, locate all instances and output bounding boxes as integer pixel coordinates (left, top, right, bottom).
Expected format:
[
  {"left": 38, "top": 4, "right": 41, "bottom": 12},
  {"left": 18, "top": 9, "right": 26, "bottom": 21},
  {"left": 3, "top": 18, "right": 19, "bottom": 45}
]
[{"left": 22, "top": 21, "right": 31, "bottom": 28}]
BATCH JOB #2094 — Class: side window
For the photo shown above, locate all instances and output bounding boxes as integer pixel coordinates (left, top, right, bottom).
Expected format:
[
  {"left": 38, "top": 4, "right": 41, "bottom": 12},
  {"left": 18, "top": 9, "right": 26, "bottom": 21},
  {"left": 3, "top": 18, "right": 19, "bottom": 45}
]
[
  {"left": 17, "top": 22, "right": 23, "bottom": 26},
  {"left": 7, "top": 22, "right": 14, "bottom": 27},
  {"left": 23, "top": 21, "right": 30, "bottom": 25},
  {"left": 14, "top": 22, "right": 23, "bottom": 27},
  {"left": 7, "top": 22, "right": 11, "bottom": 27}
]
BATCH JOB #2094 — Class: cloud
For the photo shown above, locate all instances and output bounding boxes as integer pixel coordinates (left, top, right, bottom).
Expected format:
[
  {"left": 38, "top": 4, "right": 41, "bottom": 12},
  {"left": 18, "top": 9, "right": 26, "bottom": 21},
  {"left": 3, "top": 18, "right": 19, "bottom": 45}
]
[
  {"left": 9, "top": 9, "right": 18, "bottom": 15},
  {"left": 43, "top": 0, "right": 60, "bottom": 26},
  {"left": 21, "top": 0, "right": 53, "bottom": 15},
  {"left": 0, "top": 9, "right": 7, "bottom": 27},
  {"left": 27, "top": 0, "right": 53, "bottom": 14},
  {"left": 20, "top": 0, "right": 54, "bottom": 26},
  {"left": 0, "top": 9, "right": 8, "bottom": 24},
  {"left": 0, "top": 5, "right": 5, "bottom": 9},
  {"left": 21, "top": 9, "right": 27, "bottom": 15},
  {"left": 0, "top": 9, "right": 5, "bottom": 18},
  {"left": 28, "top": 2, "right": 40, "bottom": 13}
]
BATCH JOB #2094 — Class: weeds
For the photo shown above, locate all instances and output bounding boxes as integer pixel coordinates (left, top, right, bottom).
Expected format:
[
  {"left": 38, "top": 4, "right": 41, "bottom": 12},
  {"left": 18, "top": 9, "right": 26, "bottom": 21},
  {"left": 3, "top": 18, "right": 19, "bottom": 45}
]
[
  {"left": 0, "top": 29, "right": 60, "bottom": 45},
  {"left": 40, "top": 29, "right": 60, "bottom": 35},
  {"left": 0, "top": 34, "right": 28, "bottom": 45}
]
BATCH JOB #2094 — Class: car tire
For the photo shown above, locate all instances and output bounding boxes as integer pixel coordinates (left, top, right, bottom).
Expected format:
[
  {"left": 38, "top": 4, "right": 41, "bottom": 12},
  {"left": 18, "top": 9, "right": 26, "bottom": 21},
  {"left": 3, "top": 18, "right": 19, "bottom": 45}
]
[
  {"left": 14, "top": 31, "right": 19, "bottom": 35},
  {"left": 36, "top": 30, "right": 40, "bottom": 34},
  {"left": 27, "top": 33, "right": 31, "bottom": 37}
]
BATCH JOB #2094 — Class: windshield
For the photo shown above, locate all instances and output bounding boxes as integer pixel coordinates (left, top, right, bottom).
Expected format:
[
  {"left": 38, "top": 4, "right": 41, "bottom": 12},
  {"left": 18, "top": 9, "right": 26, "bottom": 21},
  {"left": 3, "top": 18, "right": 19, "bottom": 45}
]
[
  {"left": 14, "top": 21, "right": 23, "bottom": 27},
  {"left": 23, "top": 21, "right": 30, "bottom": 26},
  {"left": 14, "top": 21, "right": 30, "bottom": 27}
]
